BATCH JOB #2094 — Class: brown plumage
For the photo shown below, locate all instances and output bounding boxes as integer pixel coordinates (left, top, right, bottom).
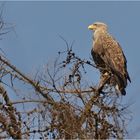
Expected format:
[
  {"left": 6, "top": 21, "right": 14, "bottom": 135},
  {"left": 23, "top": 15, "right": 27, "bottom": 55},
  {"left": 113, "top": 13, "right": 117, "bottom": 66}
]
[{"left": 88, "top": 22, "right": 131, "bottom": 95}]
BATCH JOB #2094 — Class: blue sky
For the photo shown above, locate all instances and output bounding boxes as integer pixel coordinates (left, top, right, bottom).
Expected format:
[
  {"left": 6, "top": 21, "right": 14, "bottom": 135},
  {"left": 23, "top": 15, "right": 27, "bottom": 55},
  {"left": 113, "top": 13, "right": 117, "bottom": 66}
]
[{"left": 1, "top": 1, "right": 140, "bottom": 138}]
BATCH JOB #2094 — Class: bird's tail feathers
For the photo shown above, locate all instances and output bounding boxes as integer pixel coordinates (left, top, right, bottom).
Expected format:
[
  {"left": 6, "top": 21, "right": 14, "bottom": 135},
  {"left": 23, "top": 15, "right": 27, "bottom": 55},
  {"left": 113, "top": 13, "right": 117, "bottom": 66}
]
[{"left": 115, "top": 84, "right": 126, "bottom": 96}]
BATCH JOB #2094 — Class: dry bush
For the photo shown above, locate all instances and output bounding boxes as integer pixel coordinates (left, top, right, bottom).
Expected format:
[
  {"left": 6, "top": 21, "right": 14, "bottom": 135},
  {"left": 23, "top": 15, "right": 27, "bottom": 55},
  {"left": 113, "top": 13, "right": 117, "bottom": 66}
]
[{"left": 0, "top": 41, "right": 132, "bottom": 139}]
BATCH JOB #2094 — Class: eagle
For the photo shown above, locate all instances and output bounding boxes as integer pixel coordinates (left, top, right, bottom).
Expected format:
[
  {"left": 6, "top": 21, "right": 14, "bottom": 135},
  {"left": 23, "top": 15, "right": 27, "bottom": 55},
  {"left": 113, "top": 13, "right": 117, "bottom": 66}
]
[{"left": 88, "top": 22, "right": 131, "bottom": 95}]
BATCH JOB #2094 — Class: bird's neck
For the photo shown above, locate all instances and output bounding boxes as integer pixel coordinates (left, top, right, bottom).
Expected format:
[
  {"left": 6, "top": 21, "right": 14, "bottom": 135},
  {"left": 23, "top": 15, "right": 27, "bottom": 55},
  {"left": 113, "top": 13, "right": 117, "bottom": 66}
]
[{"left": 93, "top": 29, "right": 108, "bottom": 40}]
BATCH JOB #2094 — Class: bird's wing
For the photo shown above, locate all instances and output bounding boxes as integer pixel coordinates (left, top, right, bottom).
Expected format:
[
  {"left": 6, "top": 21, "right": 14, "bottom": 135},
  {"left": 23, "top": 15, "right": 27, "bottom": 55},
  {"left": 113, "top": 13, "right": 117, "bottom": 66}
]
[
  {"left": 93, "top": 35, "right": 130, "bottom": 87},
  {"left": 117, "top": 42, "right": 131, "bottom": 82}
]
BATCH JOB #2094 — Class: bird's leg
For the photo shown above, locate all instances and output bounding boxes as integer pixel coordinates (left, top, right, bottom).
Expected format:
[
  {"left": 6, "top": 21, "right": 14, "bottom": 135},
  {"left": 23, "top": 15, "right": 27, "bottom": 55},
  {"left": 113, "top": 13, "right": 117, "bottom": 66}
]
[{"left": 97, "top": 72, "right": 111, "bottom": 92}]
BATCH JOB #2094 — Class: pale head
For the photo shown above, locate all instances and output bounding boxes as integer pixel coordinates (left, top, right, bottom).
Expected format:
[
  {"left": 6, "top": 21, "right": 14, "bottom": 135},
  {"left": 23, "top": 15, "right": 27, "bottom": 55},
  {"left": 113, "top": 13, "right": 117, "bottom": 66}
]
[{"left": 88, "top": 22, "right": 108, "bottom": 31}]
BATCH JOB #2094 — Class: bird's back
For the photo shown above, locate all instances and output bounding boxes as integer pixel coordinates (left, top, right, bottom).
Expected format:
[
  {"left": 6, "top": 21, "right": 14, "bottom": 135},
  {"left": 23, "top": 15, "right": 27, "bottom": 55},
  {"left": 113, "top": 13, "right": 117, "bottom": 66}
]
[{"left": 92, "top": 32, "right": 130, "bottom": 95}]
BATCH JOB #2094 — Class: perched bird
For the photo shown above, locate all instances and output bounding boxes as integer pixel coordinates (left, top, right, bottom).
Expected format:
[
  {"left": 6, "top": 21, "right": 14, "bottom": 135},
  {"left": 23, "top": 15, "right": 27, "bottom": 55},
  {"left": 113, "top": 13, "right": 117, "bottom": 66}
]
[{"left": 88, "top": 22, "right": 131, "bottom": 95}]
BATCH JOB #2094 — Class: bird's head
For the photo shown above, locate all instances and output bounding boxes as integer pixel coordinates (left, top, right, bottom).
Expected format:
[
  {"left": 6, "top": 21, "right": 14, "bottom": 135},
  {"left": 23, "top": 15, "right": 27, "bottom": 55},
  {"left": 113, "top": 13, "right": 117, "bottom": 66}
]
[{"left": 88, "top": 22, "right": 108, "bottom": 31}]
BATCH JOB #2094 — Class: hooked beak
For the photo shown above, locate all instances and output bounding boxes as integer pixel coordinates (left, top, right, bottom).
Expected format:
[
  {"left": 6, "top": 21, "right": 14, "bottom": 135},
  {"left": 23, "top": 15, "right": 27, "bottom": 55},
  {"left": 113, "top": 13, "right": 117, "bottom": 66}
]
[{"left": 88, "top": 24, "right": 96, "bottom": 30}]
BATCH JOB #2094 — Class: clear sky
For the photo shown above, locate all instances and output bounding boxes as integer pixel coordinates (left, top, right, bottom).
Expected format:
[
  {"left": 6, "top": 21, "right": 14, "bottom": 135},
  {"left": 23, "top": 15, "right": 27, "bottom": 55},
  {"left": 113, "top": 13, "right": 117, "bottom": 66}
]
[{"left": 1, "top": 1, "right": 140, "bottom": 138}]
